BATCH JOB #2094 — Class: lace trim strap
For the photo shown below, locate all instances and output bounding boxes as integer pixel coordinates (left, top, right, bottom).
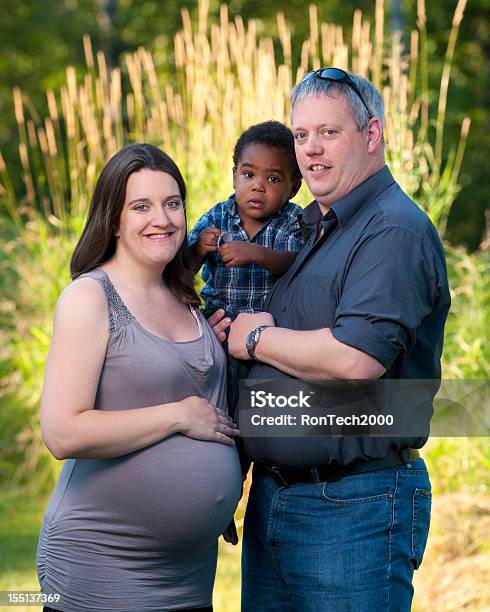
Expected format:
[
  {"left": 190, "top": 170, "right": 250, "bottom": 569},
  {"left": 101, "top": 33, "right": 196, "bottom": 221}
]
[{"left": 78, "top": 269, "right": 134, "bottom": 333}]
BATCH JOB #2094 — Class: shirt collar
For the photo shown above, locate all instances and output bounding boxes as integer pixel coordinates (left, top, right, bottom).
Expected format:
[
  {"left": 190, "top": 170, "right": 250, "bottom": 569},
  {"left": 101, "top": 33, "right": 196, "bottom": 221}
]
[
  {"left": 299, "top": 165, "right": 395, "bottom": 230},
  {"left": 224, "top": 194, "right": 240, "bottom": 220}
]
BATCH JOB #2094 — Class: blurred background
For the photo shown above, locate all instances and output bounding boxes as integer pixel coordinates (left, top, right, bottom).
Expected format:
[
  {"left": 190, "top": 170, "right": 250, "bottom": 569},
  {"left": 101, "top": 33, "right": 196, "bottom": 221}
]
[{"left": 0, "top": 0, "right": 488, "bottom": 610}]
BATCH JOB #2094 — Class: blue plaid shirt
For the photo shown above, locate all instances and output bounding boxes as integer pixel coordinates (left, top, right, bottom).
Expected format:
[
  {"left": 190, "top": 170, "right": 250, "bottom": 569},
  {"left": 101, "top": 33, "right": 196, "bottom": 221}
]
[{"left": 188, "top": 194, "right": 304, "bottom": 318}]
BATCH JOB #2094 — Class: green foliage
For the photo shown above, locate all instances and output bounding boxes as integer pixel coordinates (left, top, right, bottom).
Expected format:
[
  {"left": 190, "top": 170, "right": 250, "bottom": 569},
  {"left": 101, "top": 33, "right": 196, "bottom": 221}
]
[
  {"left": 403, "top": 0, "right": 490, "bottom": 250},
  {"left": 424, "top": 437, "right": 490, "bottom": 496},
  {"left": 2, "top": 1, "right": 488, "bottom": 250},
  {"left": 0, "top": 488, "right": 47, "bottom": 599},
  {"left": 0, "top": 214, "right": 81, "bottom": 490},
  {"left": 442, "top": 245, "right": 490, "bottom": 378}
]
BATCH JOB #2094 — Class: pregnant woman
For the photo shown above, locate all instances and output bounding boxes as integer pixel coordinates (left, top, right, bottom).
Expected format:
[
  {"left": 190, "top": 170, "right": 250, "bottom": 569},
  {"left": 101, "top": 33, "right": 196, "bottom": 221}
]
[{"left": 37, "top": 143, "right": 242, "bottom": 611}]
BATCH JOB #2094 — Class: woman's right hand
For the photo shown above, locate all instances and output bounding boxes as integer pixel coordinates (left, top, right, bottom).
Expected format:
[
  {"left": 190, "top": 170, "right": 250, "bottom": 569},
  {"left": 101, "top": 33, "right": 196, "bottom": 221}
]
[
  {"left": 177, "top": 396, "right": 239, "bottom": 445},
  {"left": 207, "top": 309, "right": 231, "bottom": 343}
]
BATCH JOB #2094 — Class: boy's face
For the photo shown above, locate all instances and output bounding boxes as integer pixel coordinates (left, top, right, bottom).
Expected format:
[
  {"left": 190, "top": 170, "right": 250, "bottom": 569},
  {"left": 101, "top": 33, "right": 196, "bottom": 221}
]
[{"left": 233, "top": 144, "right": 300, "bottom": 223}]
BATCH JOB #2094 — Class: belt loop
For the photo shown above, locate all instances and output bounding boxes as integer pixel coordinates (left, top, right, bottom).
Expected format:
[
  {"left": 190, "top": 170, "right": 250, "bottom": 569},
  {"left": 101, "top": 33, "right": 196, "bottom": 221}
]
[{"left": 310, "top": 467, "right": 320, "bottom": 483}]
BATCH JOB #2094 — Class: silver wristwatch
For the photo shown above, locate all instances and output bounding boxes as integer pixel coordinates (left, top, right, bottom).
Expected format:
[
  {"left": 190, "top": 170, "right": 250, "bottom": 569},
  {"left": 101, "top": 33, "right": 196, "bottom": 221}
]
[{"left": 246, "top": 325, "right": 271, "bottom": 360}]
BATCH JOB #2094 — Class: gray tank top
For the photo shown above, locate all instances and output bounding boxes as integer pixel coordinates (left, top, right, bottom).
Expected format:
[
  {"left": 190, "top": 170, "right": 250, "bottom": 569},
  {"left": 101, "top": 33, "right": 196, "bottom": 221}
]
[{"left": 37, "top": 268, "right": 242, "bottom": 611}]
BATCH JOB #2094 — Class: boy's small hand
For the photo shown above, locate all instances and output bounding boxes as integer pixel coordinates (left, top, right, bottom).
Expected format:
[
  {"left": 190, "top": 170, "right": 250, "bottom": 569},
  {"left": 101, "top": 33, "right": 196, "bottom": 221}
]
[
  {"left": 219, "top": 242, "right": 258, "bottom": 267},
  {"left": 196, "top": 227, "right": 221, "bottom": 257}
]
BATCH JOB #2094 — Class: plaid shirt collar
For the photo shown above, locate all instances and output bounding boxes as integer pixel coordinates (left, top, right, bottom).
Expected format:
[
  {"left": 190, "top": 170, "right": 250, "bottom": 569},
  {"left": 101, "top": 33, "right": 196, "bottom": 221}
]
[{"left": 223, "top": 195, "right": 240, "bottom": 227}]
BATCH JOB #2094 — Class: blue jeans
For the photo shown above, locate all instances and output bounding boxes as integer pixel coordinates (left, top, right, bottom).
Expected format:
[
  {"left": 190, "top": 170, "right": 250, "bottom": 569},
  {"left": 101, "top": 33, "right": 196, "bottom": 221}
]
[{"left": 242, "top": 458, "right": 431, "bottom": 612}]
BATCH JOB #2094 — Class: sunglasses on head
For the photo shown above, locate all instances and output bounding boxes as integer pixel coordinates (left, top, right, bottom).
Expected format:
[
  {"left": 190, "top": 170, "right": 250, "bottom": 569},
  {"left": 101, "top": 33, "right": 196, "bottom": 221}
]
[{"left": 300, "top": 68, "right": 373, "bottom": 119}]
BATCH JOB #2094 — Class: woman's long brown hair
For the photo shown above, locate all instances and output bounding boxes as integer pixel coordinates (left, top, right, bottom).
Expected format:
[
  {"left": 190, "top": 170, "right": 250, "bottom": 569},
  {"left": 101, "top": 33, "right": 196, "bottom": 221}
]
[{"left": 70, "top": 143, "right": 200, "bottom": 307}]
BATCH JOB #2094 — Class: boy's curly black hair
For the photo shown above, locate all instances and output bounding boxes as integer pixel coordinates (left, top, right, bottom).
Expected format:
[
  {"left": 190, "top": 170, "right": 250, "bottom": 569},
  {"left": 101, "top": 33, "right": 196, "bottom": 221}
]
[{"left": 233, "top": 120, "right": 302, "bottom": 183}]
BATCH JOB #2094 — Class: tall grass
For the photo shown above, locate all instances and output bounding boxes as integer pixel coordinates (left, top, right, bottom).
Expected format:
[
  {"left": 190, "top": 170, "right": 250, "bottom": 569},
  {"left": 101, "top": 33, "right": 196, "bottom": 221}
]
[
  {"left": 443, "top": 246, "right": 489, "bottom": 379},
  {"left": 0, "top": 0, "right": 471, "bottom": 230}
]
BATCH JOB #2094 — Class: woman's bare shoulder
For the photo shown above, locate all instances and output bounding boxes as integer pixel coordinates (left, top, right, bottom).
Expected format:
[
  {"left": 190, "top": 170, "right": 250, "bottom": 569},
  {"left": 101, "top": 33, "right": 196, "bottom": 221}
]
[{"left": 53, "top": 276, "right": 108, "bottom": 333}]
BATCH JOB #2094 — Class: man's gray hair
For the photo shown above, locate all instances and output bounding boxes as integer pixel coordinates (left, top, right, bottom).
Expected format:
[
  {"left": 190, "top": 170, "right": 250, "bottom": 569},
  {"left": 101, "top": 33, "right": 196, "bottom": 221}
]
[{"left": 291, "top": 70, "right": 384, "bottom": 131}]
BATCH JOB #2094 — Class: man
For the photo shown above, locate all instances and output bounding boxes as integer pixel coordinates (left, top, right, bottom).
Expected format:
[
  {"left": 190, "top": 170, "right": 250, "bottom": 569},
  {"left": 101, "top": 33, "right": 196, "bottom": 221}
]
[{"left": 228, "top": 68, "right": 450, "bottom": 611}]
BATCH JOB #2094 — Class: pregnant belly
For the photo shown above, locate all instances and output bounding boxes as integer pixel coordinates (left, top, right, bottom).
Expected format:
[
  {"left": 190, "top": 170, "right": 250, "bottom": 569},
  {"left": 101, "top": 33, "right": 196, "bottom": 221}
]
[{"left": 48, "top": 435, "right": 242, "bottom": 552}]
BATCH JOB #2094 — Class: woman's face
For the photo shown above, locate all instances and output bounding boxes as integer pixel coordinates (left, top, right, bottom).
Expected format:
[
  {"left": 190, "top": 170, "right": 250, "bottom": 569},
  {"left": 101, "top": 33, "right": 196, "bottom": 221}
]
[{"left": 115, "top": 169, "right": 186, "bottom": 269}]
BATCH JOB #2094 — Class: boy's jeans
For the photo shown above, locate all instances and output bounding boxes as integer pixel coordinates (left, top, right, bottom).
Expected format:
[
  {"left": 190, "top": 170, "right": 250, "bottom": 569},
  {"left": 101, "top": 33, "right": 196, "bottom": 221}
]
[{"left": 242, "top": 458, "right": 431, "bottom": 612}]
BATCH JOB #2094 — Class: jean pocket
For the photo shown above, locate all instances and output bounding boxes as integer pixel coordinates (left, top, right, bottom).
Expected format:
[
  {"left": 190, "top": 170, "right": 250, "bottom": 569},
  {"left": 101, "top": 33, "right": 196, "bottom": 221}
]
[
  {"left": 411, "top": 487, "right": 432, "bottom": 569},
  {"left": 321, "top": 471, "right": 395, "bottom": 505}
]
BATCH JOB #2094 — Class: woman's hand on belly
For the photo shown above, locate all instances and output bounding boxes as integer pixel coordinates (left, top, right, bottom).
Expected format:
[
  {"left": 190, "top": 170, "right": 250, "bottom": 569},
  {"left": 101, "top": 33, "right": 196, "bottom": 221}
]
[{"left": 174, "top": 396, "right": 239, "bottom": 445}]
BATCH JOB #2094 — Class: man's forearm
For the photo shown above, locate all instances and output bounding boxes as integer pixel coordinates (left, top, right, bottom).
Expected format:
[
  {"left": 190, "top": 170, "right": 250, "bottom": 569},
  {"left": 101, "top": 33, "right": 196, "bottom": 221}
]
[{"left": 254, "top": 326, "right": 386, "bottom": 380}]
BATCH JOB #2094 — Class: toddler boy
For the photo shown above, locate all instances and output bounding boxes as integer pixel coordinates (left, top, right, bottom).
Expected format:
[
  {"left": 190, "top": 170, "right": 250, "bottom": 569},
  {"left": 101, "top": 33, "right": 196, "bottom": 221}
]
[{"left": 188, "top": 120, "right": 304, "bottom": 320}]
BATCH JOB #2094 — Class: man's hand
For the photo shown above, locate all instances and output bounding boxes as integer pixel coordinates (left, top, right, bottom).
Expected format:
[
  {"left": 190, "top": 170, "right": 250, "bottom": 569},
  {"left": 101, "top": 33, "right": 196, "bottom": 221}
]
[
  {"left": 207, "top": 309, "right": 232, "bottom": 343},
  {"left": 196, "top": 227, "right": 221, "bottom": 257},
  {"left": 219, "top": 241, "right": 259, "bottom": 267},
  {"left": 228, "top": 312, "right": 275, "bottom": 360}
]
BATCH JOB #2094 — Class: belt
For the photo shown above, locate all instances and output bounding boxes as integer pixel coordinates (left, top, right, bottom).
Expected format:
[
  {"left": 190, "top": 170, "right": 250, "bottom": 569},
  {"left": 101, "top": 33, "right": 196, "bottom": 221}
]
[{"left": 258, "top": 448, "right": 420, "bottom": 487}]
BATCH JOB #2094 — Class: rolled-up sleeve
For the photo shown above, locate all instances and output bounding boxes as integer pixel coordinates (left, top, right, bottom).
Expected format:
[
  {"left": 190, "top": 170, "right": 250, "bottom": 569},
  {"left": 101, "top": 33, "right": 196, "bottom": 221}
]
[{"left": 331, "top": 227, "right": 440, "bottom": 369}]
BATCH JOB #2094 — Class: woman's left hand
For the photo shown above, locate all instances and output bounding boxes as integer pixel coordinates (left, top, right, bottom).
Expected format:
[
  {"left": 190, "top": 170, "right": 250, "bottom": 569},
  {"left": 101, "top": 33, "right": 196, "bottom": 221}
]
[{"left": 207, "top": 309, "right": 232, "bottom": 343}]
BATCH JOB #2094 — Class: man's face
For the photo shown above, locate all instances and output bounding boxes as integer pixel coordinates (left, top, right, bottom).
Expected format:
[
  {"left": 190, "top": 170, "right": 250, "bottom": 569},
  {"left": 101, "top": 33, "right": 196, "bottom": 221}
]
[{"left": 292, "top": 92, "right": 371, "bottom": 211}]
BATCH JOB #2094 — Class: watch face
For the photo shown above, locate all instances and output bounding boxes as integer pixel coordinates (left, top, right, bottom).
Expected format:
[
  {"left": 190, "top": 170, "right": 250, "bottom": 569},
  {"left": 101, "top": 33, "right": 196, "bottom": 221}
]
[
  {"left": 246, "top": 329, "right": 257, "bottom": 351},
  {"left": 246, "top": 328, "right": 259, "bottom": 359},
  {"left": 246, "top": 325, "right": 270, "bottom": 360}
]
